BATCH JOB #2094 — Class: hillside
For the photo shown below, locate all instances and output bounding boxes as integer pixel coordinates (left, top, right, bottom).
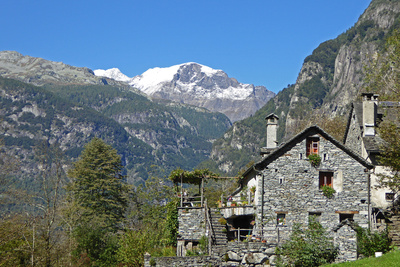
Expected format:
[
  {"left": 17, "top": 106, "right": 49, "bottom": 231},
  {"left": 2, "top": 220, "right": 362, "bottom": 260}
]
[
  {"left": 0, "top": 77, "right": 231, "bottom": 185},
  {"left": 201, "top": 0, "right": 400, "bottom": 176}
]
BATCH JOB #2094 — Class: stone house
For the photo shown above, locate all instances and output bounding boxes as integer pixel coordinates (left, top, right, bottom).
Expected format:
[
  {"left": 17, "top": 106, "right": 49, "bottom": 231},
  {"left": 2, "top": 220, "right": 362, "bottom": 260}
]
[
  {"left": 237, "top": 116, "right": 374, "bottom": 261},
  {"left": 343, "top": 93, "right": 399, "bottom": 210}
]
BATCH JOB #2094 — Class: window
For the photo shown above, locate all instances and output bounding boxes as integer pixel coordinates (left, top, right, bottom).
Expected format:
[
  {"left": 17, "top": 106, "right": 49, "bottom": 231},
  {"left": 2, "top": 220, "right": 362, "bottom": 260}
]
[
  {"left": 339, "top": 213, "right": 354, "bottom": 222},
  {"left": 319, "top": 172, "right": 333, "bottom": 188},
  {"left": 309, "top": 212, "right": 321, "bottom": 222},
  {"left": 306, "top": 137, "right": 319, "bottom": 156},
  {"left": 277, "top": 213, "right": 286, "bottom": 226},
  {"left": 386, "top": 193, "right": 395, "bottom": 201}
]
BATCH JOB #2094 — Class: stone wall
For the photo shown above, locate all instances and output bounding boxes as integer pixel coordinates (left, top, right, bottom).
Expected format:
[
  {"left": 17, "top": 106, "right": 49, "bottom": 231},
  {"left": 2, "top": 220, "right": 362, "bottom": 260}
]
[
  {"left": 145, "top": 242, "right": 277, "bottom": 267},
  {"left": 225, "top": 242, "right": 276, "bottom": 266},
  {"left": 220, "top": 206, "right": 256, "bottom": 219},
  {"left": 333, "top": 221, "right": 358, "bottom": 262},
  {"left": 178, "top": 207, "right": 206, "bottom": 240},
  {"left": 144, "top": 253, "right": 219, "bottom": 267}
]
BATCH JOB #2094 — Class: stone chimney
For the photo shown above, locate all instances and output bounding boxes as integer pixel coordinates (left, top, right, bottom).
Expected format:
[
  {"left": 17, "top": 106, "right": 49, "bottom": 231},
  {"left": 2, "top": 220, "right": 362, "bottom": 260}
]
[
  {"left": 361, "top": 93, "right": 379, "bottom": 136},
  {"left": 265, "top": 113, "right": 279, "bottom": 149}
]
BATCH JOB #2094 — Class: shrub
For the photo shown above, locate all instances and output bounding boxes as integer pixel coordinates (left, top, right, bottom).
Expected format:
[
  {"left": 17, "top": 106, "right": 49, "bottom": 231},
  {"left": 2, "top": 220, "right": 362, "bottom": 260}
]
[
  {"left": 276, "top": 217, "right": 338, "bottom": 266},
  {"left": 356, "top": 226, "right": 391, "bottom": 257},
  {"left": 199, "top": 236, "right": 208, "bottom": 254}
]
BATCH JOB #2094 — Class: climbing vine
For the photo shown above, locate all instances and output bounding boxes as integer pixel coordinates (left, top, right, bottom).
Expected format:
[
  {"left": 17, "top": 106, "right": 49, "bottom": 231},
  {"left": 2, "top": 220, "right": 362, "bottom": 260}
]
[
  {"left": 164, "top": 198, "right": 179, "bottom": 247},
  {"left": 168, "top": 168, "right": 220, "bottom": 185}
]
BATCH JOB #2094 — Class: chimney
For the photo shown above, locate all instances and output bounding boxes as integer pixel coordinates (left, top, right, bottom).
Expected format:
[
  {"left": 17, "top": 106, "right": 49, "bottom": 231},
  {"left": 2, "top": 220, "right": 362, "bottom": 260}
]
[
  {"left": 265, "top": 113, "right": 279, "bottom": 149},
  {"left": 361, "top": 93, "right": 378, "bottom": 136}
]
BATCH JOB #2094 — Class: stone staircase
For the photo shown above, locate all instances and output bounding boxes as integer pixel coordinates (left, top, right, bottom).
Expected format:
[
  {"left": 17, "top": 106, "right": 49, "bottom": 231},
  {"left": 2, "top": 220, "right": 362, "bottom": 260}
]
[
  {"left": 388, "top": 214, "right": 400, "bottom": 246},
  {"left": 208, "top": 208, "right": 228, "bottom": 258}
]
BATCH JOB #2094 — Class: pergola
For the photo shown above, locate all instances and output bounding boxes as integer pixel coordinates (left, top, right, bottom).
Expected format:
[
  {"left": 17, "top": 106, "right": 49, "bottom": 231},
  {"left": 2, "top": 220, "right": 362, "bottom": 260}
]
[{"left": 168, "top": 168, "right": 239, "bottom": 207}]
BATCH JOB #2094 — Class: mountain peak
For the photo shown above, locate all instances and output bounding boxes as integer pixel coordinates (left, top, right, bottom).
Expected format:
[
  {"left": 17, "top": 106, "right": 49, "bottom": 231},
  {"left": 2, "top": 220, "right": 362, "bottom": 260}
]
[
  {"left": 94, "top": 68, "right": 131, "bottom": 82},
  {"left": 94, "top": 63, "right": 275, "bottom": 122}
]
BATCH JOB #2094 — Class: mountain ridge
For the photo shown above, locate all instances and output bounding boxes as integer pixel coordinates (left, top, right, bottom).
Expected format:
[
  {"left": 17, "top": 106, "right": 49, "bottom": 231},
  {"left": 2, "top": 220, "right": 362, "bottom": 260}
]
[{"left": 95, "top": 62, "right": 275, "bottom": 122}]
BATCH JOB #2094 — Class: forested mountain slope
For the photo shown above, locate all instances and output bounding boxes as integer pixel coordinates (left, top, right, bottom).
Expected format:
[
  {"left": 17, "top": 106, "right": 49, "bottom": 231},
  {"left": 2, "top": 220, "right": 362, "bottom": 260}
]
[
  {"left": 0, "top": 77, "right": 231, "bottom": 185},
  {"left": 201, "top": 0, "right": 400, "bottom": 176}
]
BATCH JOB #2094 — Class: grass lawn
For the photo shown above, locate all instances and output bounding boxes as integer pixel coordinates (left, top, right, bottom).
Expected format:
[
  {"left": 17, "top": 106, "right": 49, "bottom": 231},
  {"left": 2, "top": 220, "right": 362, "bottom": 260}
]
[{"left": 326, "top": 249, "right": 400, "bottom": 266}]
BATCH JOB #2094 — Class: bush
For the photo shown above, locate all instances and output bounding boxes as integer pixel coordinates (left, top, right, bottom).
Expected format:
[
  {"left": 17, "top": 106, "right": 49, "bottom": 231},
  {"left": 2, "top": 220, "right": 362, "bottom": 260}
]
[
  {"left": 276, "top": 217, "right": 338, "bottom": 266},
  {"left": 356, "top": 226, "right": 391, "bottom": 257}
]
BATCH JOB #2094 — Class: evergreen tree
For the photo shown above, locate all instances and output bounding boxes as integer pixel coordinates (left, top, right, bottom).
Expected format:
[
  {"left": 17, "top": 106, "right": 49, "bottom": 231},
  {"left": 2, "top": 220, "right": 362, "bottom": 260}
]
[
  {"left": 67, "top": 137, "right": 129, "bottom": 230},
  {"left": 67, "top": 138, "right": 129, "bottom": 265}
]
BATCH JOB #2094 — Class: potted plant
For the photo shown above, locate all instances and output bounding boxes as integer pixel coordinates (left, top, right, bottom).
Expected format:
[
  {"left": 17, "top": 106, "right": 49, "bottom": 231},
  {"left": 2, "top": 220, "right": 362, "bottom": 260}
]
[
  {"left": 231, "top": 201, "right": 237, "bottom": 207},
  {"left": 322, "top": 185, "right": 336, "bottom": 198},
  {"left": 250, "top": 186, "right": 256, "bottom": 194},
  {"left": 308, "top": 154, "right": 321, "bottom": 167}
]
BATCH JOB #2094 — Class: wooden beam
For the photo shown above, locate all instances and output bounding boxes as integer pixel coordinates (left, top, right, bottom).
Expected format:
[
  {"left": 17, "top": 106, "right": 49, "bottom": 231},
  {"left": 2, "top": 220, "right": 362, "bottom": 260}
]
[{"left": 335, "top": 211, "right": 360, "bottom": 214}]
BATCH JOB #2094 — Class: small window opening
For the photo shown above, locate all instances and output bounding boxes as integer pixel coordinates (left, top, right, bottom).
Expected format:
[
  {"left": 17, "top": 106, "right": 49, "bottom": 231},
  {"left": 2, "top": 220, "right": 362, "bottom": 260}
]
[
  {"left": 339, "top": 213, "right": 354, "bottom": 222},
  {"left": 299, "top": 153, "right": 303, "bottom": 159},
  {"left": 386, "top": 193, "right": 395, "bottom": 201},
  {"left": 277, "top": 214, "right": 286, "bottom": 226},
  {"left": 306, "top": 137, "right": 319, "bottom": 156},
  {"left": 319, "top": 172, "right": 333, "bottom": 188},
  {"left": 323, "top": 153, "right": 327, "bottom": 161},
  {"left": 279, "top": 178, "right": 284, "bottom": 184},
  {"left": 308, "top": 212, "right": 321, "bottom": 223}
]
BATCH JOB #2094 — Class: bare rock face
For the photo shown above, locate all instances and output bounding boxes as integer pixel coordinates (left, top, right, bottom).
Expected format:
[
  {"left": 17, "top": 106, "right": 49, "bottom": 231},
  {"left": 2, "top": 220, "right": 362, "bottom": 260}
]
[
  {"left": 96, "top": 63, "right": 275, "bottom": 122},
  {"left": 283, "top": 0, "right": 400, "bottom": 137}
]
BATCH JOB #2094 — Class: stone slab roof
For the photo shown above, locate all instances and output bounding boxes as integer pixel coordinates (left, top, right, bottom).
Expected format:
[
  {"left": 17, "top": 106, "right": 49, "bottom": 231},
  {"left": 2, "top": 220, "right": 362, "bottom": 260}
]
[
  {"left": 363, "top": 135, "right": 386, "bottom": 153},
  {"left": 343, "top": 100, "right": 399, "bottom": 153}
]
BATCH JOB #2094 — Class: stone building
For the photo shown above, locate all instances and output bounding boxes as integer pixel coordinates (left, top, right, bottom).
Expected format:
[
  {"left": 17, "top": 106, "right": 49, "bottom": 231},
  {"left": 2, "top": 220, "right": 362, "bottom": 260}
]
[
  {"left": 238, "top": 117, "right": 374, "bottom": 261},
  {"left": 343, "top": 92, "right": 399, "bottom": 210}
]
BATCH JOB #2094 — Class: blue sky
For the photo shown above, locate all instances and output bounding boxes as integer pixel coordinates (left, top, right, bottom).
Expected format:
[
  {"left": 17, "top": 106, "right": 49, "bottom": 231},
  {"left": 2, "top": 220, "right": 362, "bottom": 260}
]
[{"left": 1, "top": 1, "right": 371, "bottom": 93}]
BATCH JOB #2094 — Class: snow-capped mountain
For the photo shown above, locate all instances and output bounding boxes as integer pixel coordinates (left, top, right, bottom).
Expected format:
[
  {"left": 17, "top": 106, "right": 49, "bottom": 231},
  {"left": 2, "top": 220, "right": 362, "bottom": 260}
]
[
  {"left": 95, "top": 63, "right": 275, "bottom": 122},
  {"left": 94, "top": 68, "right": 131, "bottom": 83}
]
